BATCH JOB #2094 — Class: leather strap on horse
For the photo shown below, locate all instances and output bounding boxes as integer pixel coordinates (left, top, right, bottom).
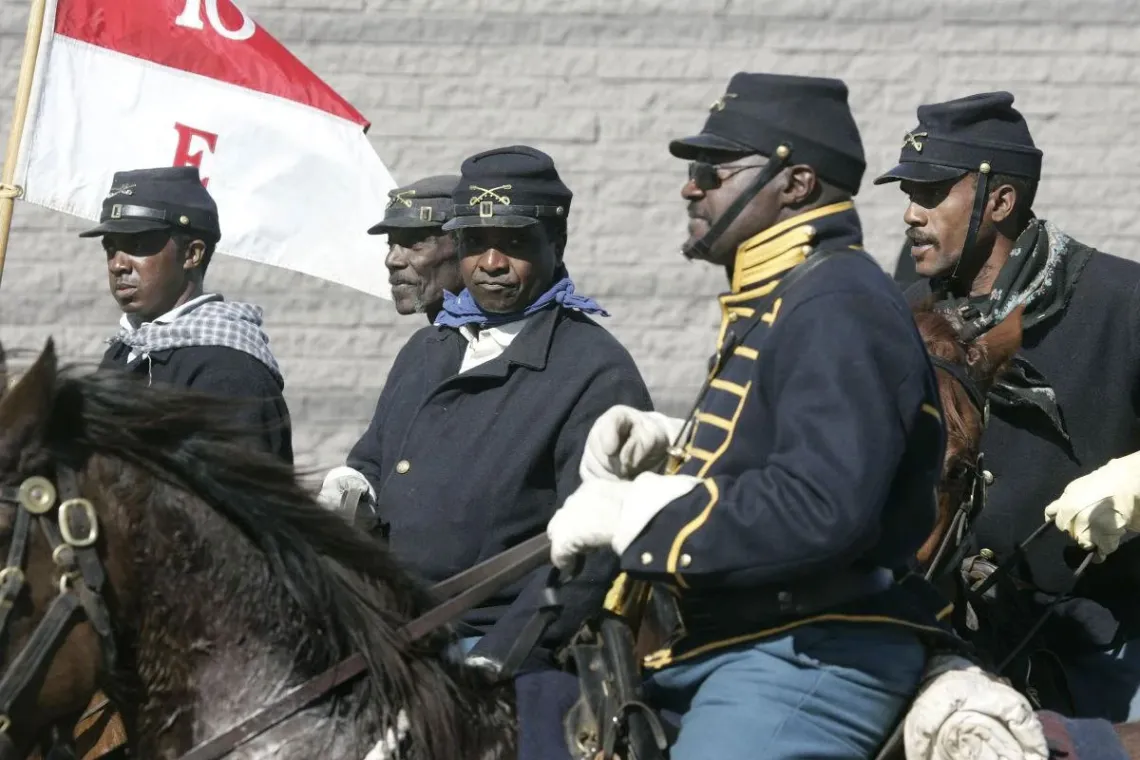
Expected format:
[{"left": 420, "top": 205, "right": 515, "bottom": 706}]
[
  {"left": 0, "top": 592, "right": 82, "bottom": 713},
  {"left": 0, "top": 463, "right": 119, "bottom": 747},
  {"left": 176, "top": 532, "right": 555, "bottom": 760},
  {"left": 494, "top": 565, "right": 568, "bottom": 677}
]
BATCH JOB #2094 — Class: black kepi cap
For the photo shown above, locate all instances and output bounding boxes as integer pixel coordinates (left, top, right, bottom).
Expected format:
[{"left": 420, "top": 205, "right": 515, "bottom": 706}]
[
  {"left": 442, "top": 145, "right": 571, "bottom": 230},
  {"left": 79, "top": 166, "right": 220, "bottom": 239},
  {"left": 874, "top": 91, "right": 1042, "bottom": 185},
  {"left": 367, "top": 175, "right": 460, "bottom": 235},
  {"left": 669, "top": 72, "right": 866, "bottom": 194}
]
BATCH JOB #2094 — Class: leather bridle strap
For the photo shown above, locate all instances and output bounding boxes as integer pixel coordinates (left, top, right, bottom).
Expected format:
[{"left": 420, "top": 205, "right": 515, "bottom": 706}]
[
  {"left": 0, "top": 465, "right": 119, "bottom": 748},
  {"left": 0, "top": 505, "right": 31, "bottom": 637},
  {"left": 0, "top": 591, "right": 82, "bottom": 714},
  {"left": 176, "top": 533, "right": 555, "bottom": 760},
  {"left": 928, "top": 355, "right": 986, "bottom": 415}
]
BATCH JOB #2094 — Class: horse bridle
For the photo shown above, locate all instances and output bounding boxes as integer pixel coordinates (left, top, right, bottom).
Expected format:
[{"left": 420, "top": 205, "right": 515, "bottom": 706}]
[
  {"left": 924, "top": 354, "right": 990, "bottom": 582},
  {"left": 0, "top": 467, "right": 555, "bottom": 760},
  {"left": 0, "top": 464, "right": 117, "bottom": 756}
]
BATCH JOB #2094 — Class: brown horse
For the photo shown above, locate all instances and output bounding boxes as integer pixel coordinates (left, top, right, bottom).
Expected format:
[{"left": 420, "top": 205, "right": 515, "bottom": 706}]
[
  {"left": 912, "top": 302, "right": 1022, "bottom": 574},
  {"left": 911, "top": 303, "right": 1140, "bottom": 757},
  {"left": 0, "top": 339, "right": 516, "bottom": 760}
]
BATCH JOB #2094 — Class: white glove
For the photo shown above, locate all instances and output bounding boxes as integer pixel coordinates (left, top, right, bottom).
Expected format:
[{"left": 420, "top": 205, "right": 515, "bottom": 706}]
[
  {"left": 904, "top": 655, "right": 1048, "bottom": 760},
  {"left": 547, "top": 473, "right": 702, "bottom": 572},
  {"left": 579, "top": 405, "right": 687, "bottom": 482},
  {"left": 1043, "top": 451, "right": 1140, "bottom": 559},
  {"left": 317, "top": 466, "right": 375, "bottom": 513}
]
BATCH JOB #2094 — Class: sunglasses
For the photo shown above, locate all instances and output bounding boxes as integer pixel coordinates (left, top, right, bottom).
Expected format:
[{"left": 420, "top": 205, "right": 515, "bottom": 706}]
[{"left": 687, "top": 161, "right": 765, "bottom": 191}]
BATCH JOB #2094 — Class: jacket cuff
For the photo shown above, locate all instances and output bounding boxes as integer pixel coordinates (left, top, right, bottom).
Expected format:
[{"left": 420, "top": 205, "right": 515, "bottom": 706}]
[{"left": 612, "top": 472, "right": 703, "bottom": 555}]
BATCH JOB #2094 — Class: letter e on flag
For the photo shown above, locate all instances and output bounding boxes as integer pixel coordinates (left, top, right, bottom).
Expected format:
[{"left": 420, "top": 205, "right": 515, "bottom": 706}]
[{"left": 172, "top": 123, "right": 218, "bottom": 187}]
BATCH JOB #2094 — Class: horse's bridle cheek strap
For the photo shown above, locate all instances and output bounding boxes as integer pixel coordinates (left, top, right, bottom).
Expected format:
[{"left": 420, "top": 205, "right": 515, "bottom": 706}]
[
  {"left": 0, "top": 465, "right": 118, "bottom": 741},
  {"left": 0, "top": 591, "right": 83, "bottom": 713}
]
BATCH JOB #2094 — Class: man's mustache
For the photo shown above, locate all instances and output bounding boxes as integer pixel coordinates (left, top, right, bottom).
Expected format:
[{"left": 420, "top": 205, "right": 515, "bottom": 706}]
[{"left": 906, "top": 228, "right": 938, "bottom": 247}]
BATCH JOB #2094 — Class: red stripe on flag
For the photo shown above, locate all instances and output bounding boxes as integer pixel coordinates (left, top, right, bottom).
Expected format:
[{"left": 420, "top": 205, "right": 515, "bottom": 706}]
[{"left": 54, "top": 0, "right": 369, "bottom": 127}]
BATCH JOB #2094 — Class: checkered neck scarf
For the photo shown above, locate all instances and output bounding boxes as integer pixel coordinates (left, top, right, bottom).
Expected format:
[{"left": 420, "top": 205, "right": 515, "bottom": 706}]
[
  {"left": 930, "top": 219, "right": 1092, "bottom": 446},
  {"left": 109, "top": 295, "right": 283, "bottom": 384}
]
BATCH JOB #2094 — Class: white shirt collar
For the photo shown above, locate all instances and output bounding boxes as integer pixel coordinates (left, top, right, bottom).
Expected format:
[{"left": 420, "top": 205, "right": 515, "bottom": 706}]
[
  {"left": 457, "top": 317, "right": 533, "bottom": 373},
  {"left": 120, "top": 292, "right": 220, "bottom": 332}
]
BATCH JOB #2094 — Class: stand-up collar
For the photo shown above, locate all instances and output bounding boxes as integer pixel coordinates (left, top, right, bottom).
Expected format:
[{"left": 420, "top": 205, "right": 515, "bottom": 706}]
[{"left": 730, "top": 201, "right": 862, "bottom": 293}]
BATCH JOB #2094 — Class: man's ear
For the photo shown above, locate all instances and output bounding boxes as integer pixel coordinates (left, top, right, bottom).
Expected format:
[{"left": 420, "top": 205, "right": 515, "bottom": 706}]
[
  {"left": 989, "top": 182, "right": 1018, "bottom": 225},
  {"left": 182, "top": 239, "right": 207, "bottom": 271},
  {"left": 782, "top": 165, "right": 818, "bottom": 206}
]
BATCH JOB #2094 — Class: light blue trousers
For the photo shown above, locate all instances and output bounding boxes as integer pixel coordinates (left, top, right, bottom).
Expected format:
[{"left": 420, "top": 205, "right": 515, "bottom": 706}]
[{"left": 643, "top": 623, "right": 926, "bottom": 760}]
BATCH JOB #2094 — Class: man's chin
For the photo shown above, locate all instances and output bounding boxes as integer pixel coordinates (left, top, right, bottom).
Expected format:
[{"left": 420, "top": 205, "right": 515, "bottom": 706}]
[
  {"left": 914, "top": 253, "right": 953, "bottom": 280},
  {"left": 114, "top": 294, "right": 140, "bottom": 312},
  {"left": 391, "top": 297, "right": 417, "bottom": 316},
  {"left": 681, "top": 235, "right": 712, "bottom": 262}
]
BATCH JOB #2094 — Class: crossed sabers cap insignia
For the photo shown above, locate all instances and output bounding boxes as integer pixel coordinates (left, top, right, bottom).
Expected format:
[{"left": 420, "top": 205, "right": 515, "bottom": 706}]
[
  {"left": 709, "top": 93, "right": 737, "bottom": 112},
  {"left": 387, "top": 189, "right": 416, "bottom": 209},
  {"left": 903, "top": 130, "right": 929, "bottom": 152},
  {"left": 468, "top": 184, "right": 512, "bottom": 205},
  {"left": 107, "top": 183, "right": 136, "bottom": 198}
]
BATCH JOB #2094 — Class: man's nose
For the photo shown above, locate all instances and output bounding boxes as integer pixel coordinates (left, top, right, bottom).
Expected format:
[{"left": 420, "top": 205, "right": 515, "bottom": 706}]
[
  {"left": 107, "top": 250, "right": 131, "bottom": 273},
  {"left": 903, "top": 201, "right": 926, "bottom": 228},
  {"left": 478, "top": 248, "right": 510, "bottom": 272},
  {"left": 681, "top": 175, "right": 705, "bottom": 201},
  {"left": 385, "top": 245, "right": 408, "bottom": 271}
]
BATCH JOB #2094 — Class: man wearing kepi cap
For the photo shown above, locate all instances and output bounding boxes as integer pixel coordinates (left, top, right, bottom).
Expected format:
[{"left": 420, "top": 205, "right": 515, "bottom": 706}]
[
  {"left": 366, "top": 175, "right": 463, "bottom": 323},
  {"left": 318, "top": 177, "right": 464, "bottom": 510},
  {"left": 878, "top": 92, "right": 1140, "bottom": 720},
  {"left": 320, "top": 146, "right": 651, "bottom": 683},
  {"left": 86, "top": 166, "right": 293, "bottom": 462},
  {"left": 547, "top": 73, "right": 952, "bottom": 758}
]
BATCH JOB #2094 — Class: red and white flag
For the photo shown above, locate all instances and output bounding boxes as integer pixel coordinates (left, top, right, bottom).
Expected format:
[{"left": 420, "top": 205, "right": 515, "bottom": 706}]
[{"left": 13, "top": 0, "right": 396, "bottom": 298}]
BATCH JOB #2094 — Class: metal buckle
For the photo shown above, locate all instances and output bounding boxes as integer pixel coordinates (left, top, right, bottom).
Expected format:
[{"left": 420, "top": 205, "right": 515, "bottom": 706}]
[
  {"left": 59, "top": 498, "right": 99, "bottom": 547},
  {"left": 18, "top": 476, "right": 56, "bottom": 514},
  {"left": 419, "top": 206, "right": 432, "bottom": 222},
  {"left": 110, "top": 204, "right": 122, "bottom": 219},
  {"left": 0, "top": 567, "right": 24, "bottom": 606},
  {"left": 479, "top": 201, "right": 493, "bottom": 218}
]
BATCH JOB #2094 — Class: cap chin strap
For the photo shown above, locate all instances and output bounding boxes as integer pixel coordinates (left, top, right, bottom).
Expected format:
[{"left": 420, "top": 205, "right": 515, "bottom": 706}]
[
  {"left": 946, "top": 161, "right": 993, "bottom": 286},
  {"left": 682, "top": 143, "right": 793, "bottom": 261}
]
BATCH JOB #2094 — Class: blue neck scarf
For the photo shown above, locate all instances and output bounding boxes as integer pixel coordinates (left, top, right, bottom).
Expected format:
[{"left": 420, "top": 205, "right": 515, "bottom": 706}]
[{"left": 434, "top": 270, "right": 608, "bottom": 328}]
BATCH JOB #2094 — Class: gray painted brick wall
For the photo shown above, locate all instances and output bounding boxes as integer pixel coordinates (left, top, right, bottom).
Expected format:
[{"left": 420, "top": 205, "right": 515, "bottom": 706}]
[{"left": 0, "top": 0, "right": 1138, "bottom": 473}]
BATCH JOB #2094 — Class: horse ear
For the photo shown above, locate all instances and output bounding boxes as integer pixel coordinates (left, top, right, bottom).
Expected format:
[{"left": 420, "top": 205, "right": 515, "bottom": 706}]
[
  {"left": 0, "top": 338, "right": 59, "bottom": 450},
  {"left": 966, "top": 306, "right": 1025, "bottom": 389}
]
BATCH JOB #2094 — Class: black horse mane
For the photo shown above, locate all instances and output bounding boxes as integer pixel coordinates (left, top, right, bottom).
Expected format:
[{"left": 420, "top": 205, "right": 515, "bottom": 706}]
[{"left": 38, "top": 366, "right": 505, "bottom": 758}]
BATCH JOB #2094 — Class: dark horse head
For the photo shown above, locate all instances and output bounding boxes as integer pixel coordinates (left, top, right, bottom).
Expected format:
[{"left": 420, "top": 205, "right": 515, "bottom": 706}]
[
  {"left": 0, "top": 339, "right": 514, "bottom": 759},
  {"left": 911, "top": 302, "right": 1023, "bottom": 572}
]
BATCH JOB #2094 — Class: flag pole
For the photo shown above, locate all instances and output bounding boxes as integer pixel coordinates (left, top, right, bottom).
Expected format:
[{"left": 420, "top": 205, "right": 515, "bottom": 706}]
[{"left": 0, "top": 0, "right": 48, "bottom": 289}]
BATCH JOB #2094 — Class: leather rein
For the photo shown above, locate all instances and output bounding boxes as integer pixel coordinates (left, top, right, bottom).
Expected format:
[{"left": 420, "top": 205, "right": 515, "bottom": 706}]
[{"left": 0, "top": 472, "right": 552, "bottom": 760}]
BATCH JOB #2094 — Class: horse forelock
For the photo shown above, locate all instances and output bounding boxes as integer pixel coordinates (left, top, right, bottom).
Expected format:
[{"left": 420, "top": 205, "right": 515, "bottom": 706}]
[{"left": 39, "top": 367, "right": 506, "bottom": 759}]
